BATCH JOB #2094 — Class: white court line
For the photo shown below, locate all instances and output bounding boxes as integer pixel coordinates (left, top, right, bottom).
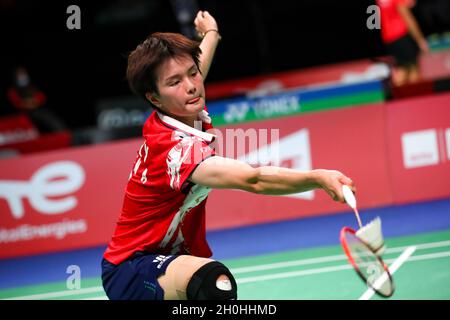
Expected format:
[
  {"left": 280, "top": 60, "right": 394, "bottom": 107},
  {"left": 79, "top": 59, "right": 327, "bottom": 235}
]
[
  {"left": 83, "top": 250, "right": 450, "bottom": 300},
  {"left": 82, "top": 296, "right": 108, "bottom": 300},
  {"left": 404, "top": 250, "right": 450, "bottom": 262},
  {"left": 386, "top": 240, "right": 450, "bottom": 254},
  {"left": 237, "top": 248, "right": 450, "bottom": 285},
  {"left": 4, "top": 241, "right": 450, "bottom": 300},
  {"left": 359, "top": 246, "right": 417, "bottom": 300},
  {"left": 231, "top": 254, "right": 347, "bottom": 274},
  {"left": 78, "top": 249, "right": 450, "bottom": 300},
  {"left": 236, "top": 264, "right": 353, "bottom": 284},
  {"left": 4, "top": 286, "right": 104, "bottom": 300},
  {"left": 231, "top": 240, "right": 450, "bottom": 274}
]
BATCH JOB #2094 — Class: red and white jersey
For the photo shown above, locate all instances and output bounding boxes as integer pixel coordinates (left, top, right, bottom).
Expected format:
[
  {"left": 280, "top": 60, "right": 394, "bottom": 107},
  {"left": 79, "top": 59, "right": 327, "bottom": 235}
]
[
  {"left": 104, "top": 108, "right": 216, "bottom": 265},
  {"left": 377, "top": 0, "right": 410, "bottom": 43}
]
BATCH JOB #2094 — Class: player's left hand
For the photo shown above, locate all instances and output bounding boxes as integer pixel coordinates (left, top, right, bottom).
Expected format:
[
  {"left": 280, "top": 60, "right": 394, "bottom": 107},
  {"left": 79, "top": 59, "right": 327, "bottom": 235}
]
[{"left": 194, "top": 11, "right": 219, "bottom": 38}]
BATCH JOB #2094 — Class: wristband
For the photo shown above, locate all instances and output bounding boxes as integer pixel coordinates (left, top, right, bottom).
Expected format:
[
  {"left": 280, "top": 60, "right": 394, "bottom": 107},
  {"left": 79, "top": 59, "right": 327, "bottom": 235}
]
[{"left": 201, "top": 29, "right": 222, "bottom": 40}]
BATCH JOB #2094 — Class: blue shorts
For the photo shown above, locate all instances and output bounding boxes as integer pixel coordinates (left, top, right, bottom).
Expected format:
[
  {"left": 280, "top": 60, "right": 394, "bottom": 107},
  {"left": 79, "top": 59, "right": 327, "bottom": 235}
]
[{"left": 101, "top": 252, "right": 178, "bottom": 300}]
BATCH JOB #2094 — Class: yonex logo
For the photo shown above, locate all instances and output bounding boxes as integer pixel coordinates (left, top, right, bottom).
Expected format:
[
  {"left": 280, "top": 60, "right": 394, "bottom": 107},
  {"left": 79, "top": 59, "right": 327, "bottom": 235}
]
[
  {"left": 222, "top": 96, "right": 299, "bottom": 124},
  {"left": 223, "top": 102, "right": 249, "bottom": 123}
]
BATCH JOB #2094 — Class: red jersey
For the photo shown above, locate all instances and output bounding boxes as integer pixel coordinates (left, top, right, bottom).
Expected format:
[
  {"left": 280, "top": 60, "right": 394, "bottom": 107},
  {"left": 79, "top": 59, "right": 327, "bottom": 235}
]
[
  {"left": 377, "top": 0, "right": 410, "bottom": 43},
  {"left": 104, "top": 109, "right": 216, "bottom": 265}
]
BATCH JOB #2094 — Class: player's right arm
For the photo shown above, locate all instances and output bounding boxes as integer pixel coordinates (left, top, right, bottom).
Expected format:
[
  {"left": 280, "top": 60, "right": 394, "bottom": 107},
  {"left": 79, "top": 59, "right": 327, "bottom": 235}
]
[{"left": 189, "top": 156, "right": 355, "bottom": 203}]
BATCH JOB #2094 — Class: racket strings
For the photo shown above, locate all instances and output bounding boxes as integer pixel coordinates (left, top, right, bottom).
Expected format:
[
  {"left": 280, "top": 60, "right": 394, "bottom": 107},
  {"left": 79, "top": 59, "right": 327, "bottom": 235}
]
[{"left": 345, "top": 230, "right": 394, "bottom": 297}]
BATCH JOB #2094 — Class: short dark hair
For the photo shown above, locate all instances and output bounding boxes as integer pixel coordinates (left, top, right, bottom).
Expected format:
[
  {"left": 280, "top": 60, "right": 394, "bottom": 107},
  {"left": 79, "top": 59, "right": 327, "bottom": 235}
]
[{"left": 126, "top": 32, "right": 202, "bottom": 105}]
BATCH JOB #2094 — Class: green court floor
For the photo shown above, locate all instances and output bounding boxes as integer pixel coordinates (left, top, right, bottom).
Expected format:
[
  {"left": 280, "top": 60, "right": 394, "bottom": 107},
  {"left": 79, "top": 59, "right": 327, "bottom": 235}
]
[{"left": 2, "top": 229, "right": 450, "bottom": 300}]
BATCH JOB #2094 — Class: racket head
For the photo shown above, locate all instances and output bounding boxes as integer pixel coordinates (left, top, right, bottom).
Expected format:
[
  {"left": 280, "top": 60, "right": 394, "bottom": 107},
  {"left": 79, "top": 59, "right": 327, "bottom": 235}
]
[{"left": 340, "top": 226, "right": 395, "bottom": 297}]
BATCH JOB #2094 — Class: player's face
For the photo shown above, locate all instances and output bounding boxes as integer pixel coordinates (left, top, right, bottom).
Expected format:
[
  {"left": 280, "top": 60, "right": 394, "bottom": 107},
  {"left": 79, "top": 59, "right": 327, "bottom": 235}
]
[{"left": 153, "top": 54, "right": 205, "bottom": 125}]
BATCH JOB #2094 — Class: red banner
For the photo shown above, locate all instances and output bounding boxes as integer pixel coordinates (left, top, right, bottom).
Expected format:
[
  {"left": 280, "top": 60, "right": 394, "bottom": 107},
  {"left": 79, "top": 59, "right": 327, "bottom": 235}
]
[
  {"left": 386, "top": 92, "right": 450, "bottom": 204},
  {"left": 420, "top": 49, "right": 450, "bottom": 81},
  {"left": 1, "top": 93, "right": 449, "bottom": 258},
  {"left": 0, "top": 139, "right": 141, "bottom": 258},
  {"left": 206, "top": 104, "right": 393, "bottom": 229},
  {"left": 0, "top": 131, "right": 72, "bottom": 157},
  {"left": 0, "top": 115, "right": 39, "bottom": 147}
]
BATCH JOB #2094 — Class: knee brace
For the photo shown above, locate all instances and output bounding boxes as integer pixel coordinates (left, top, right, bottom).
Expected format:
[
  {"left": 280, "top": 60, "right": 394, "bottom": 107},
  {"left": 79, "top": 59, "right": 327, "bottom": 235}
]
[{"left": 186, "top": 261, "right": 237, "bottom": 300}]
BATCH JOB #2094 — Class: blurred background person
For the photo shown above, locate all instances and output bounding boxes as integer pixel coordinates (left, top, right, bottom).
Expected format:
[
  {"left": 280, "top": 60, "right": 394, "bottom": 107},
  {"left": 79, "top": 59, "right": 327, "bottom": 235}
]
[
  {"left": 6, "top": 66, "right": 66, "bottom": 133},
  {"left": 377, "top": 0, "right": 429, "bottom": 86}
]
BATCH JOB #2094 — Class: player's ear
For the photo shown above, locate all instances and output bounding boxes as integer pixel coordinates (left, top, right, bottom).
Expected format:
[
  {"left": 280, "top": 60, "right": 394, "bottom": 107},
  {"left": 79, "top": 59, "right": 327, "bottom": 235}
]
[{"left": 146, "top": 92, "right": 161, "bottom": 108}]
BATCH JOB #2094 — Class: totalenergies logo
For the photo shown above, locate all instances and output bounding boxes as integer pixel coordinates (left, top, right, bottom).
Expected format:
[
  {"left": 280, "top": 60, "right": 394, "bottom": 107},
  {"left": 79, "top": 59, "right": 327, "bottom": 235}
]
[{"left": 0, "top": 161, "right": 85, "bottom": 219}]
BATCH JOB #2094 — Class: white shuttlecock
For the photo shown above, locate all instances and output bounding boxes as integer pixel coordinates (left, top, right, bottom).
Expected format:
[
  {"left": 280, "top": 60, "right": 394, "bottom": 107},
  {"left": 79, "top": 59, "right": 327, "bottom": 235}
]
[{"left": 356, "top": 217, "right": 386, "bottom": 256}]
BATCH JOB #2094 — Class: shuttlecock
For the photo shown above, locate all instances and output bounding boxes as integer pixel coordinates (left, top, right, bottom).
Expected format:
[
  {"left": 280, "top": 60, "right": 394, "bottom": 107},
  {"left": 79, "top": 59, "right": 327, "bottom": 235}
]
[{"left": 356, "top": 217, "right": 386, "bottom": 256}]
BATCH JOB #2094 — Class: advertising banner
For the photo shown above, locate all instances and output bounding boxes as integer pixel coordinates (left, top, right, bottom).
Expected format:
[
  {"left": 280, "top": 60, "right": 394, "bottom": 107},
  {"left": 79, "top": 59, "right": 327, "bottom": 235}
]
[
  {"left": 386, "top": 92, "right": 450, "bottom": 204},
  {"left": 2, "top": 93, "right": 449, "bottom": 257},
  {"left": 207, "top": 80, "right": 385, "bottom": 126},
  {"left": 205, "top": 59, "right": 389, "bottom": 100},
  {"left": 0, "top": 104, "right": 392, "bottom": 258},
  {"left": 420, "top": 49, "right": 450, "bottom": 81},
  {"left": 206, "top": 103, "right": 393, "bottom": 229},
  {"left": 0, "top": 139, "right": 141, "bottom": 258},
  {"left": 0, "top": 131, "right": 72, "bottom": 157},
  {"left": 0, "top": 115, "right": 39, "bottom": 147}
]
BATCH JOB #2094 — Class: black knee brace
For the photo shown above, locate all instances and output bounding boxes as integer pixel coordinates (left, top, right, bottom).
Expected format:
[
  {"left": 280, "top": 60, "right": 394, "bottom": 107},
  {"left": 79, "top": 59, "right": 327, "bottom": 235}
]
[{"left": 186, "top": 261, "right": 237, "bottom": 300}]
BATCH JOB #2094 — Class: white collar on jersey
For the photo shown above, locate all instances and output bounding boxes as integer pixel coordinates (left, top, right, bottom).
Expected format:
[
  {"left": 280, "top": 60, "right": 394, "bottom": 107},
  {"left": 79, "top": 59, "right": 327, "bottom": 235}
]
[{"left": 156, "top": 110, "right": 216, "bottom": 142}]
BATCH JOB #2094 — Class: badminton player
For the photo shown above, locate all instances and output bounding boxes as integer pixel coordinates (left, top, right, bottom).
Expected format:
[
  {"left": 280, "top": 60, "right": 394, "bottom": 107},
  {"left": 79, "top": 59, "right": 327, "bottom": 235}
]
[
  {"left": 101, "top": 10, "right": 356, "bottom": 300},
  {"left": 376, "top": 0, "right": 429, "bottom": 86}
]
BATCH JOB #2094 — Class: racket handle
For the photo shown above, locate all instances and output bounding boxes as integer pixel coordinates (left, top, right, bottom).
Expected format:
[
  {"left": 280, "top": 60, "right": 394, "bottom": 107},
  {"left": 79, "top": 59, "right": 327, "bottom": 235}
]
[
  {"left": 342, "top": 185, "right": 356, "bottom": 209},
  {"left": 342, "top": 185, "right": 362, "bottom": 228},
  {"left": 354, "top": 208, "right": 363, "bottom": 229}
]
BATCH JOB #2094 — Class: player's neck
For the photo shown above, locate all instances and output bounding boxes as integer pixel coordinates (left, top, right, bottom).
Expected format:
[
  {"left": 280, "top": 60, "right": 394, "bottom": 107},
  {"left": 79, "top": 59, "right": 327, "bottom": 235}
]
[{"left": 169, "top": 114, "right": 199, "bottom": 128}]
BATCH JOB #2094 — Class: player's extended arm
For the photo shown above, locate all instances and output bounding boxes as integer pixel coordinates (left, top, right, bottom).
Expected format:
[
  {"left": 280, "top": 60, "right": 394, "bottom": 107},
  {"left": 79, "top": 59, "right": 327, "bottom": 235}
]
[
  {"left": 194, "top": 11, "right": 221, "bottom": 80},
  {"left": 398, "top": 3, "right": 429, "bottom": 53},
  {"left": 189, "top": 156, "right": 355, "bottom": 203}
]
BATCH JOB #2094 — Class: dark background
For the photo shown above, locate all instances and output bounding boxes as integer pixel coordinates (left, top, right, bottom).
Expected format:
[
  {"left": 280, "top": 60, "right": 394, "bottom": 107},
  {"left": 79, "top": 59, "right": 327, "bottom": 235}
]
[{"left": 1, "top": 0, "right": 449, "bottom": 129}]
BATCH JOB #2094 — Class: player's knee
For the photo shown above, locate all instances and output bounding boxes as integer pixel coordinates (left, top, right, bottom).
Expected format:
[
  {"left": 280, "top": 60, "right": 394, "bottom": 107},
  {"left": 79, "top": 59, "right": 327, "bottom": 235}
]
[{"left": 186, "top": 261, "right": 237, "bottom": 300}]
